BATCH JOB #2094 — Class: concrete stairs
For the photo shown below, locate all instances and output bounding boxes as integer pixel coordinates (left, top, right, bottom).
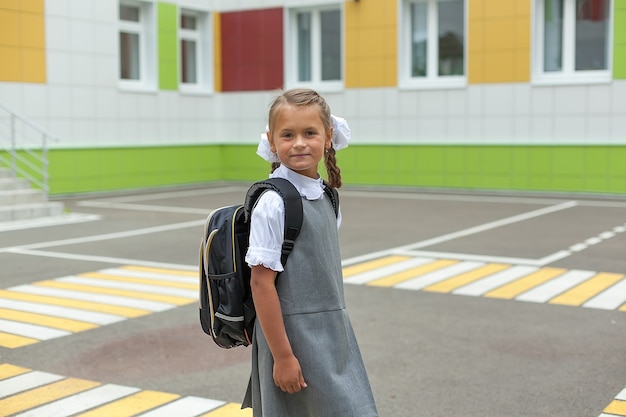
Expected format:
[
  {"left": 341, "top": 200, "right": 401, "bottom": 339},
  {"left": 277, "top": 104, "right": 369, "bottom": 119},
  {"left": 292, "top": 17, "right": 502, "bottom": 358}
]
[{"left": 0, "top": 168, "right": 64, "bottom": 222}]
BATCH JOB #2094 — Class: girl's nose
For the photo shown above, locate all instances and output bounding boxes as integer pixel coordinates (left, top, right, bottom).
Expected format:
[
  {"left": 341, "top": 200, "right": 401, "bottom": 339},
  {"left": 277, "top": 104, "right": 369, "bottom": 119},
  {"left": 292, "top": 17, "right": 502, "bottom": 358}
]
[{"left": 294, "top": 134, "right": 306, "bottom": 146}]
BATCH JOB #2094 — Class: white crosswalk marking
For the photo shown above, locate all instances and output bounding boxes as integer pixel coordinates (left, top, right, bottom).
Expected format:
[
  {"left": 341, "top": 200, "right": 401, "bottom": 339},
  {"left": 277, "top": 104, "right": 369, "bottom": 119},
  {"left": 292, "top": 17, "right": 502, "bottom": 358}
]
[
  {"left": 583, "top": 279, "right": 626, "bottom": 310},
  {"left": 0, "top": 318, "right": 70, "bottom": 339},
  {"left": 515, "top": 269, "right": 596, "bottom": 303},
  {"left": 344, "top": 257, "right": 435, "bottom": 284},
  {"left": 0, "top": 266, "right": 198, "bottom": 349},
  {"left": 137, "top": 396, "right": 225, "bottom": 417},
  {"left": 396, "top": 261, "right": 485, "bottom": 290},
  {"left": 0, "top": 371, "right": 64, "bottom": 396},
  {"left": 12, "top": 384, "right": 141, "bottom": 417},
  {"left": 1, "top": 299, "right": 124, "bottom": 325},
  {"left": 8, "top": 285, "right": 173, "bottom": 311},
  {"left": 56, "top": 276, "right": 197, "bottom": 298},
  {"left": 452, "top": 265, "right": 539, "bottom": 296}
]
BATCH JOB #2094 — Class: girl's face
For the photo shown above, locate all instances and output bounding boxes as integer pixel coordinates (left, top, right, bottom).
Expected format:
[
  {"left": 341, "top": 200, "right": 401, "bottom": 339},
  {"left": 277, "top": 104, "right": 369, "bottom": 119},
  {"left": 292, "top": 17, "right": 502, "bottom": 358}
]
[{"left": 268, "top": 104, "right": 332, "bottom": 179}]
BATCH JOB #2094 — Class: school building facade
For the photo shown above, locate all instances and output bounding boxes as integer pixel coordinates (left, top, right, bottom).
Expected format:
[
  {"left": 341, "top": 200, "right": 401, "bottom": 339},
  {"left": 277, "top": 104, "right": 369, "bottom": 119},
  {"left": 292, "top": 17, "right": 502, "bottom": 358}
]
[{"left": 1, "top": 0, "right": 625, "bottom": 196}]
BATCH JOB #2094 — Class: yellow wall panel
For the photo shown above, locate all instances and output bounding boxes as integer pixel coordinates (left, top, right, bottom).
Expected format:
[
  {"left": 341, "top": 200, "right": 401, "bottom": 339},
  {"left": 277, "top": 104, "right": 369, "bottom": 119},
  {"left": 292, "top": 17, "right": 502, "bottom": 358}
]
[
  {"left": 468, "top": 54, "right": 484, "bottom": 84},
  {"left": 1, "top": 0, "right": 19, "bottom": 10},
  {"left": 20, "top": 0, "right": 44, "bottom": 13},
  {"left": 0, "top": 10, "right": 20, "bottom": 46},
  {"left": 514, "top": 50, "right": 530, "bottom": 82},
  {"left": 213, "top": 12, "right": 222, "bottom": 92},
  {"left": 484, "top": 0, "right": 516, "bottom": 18},
  {"left": 22, "top": 48, "right": 46, "bottom": 83},
  {"left": 20, "top": 13, "right": 45, "bottom": 48},
  {"left": 484, "top": 20, "right": 514, "bottom": 50},
  {"left": 515, "top": 18, "right": 531, "bottom": 49},
  {"left": 0, "top": 0, "right": 46, "bottom": 83},
  {"left": 515, "top": 0, "right": 531, "bottom": 17},
  {"left": 468, "top": 0, "right": 530, "bottom": 83},
  {"left": 0, "top": 47, "right": 21, "bottom": 81},
  {"left": 483, "top": 51, "right": 516, "bottom": 83},
  {"left": 469, "top": 21, "right": 484, "bottom": 52},
  {"left": 345, "top": 0, "right": 397, "bottom": 88}
]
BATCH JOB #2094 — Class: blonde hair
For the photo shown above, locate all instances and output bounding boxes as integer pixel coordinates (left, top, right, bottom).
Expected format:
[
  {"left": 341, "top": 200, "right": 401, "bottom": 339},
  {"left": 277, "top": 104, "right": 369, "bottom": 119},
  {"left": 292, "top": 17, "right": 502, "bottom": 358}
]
[{"left": 267, "top": 88, "right": 342, "bottom": 188}]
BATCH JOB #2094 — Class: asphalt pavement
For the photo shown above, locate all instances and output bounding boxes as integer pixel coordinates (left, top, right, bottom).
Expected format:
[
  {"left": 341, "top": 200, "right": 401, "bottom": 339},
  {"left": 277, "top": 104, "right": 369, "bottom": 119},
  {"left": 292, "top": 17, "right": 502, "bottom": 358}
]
[{"left": 1, "top": 184, "right": 625, "bottom": 417}]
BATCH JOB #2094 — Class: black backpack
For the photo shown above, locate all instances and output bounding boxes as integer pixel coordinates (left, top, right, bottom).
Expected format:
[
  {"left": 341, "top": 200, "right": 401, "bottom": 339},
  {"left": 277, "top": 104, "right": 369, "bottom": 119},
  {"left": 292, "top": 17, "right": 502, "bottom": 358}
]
[{"left": 199, "top": 178, "right": 339, "bottom": 349}]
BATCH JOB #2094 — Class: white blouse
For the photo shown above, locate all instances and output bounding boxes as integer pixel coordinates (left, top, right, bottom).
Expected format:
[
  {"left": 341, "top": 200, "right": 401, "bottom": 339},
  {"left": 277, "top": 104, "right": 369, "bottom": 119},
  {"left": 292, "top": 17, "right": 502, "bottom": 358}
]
[{"left": 245, "top": 165, "right": 341, "bottom": 272}]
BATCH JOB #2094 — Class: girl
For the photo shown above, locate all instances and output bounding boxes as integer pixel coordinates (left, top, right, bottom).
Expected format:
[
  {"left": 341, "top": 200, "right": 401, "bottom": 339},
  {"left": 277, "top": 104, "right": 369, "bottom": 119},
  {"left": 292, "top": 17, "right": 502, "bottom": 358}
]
[{"left": 242, "top": 88, "right": 378, "bottom": 417}]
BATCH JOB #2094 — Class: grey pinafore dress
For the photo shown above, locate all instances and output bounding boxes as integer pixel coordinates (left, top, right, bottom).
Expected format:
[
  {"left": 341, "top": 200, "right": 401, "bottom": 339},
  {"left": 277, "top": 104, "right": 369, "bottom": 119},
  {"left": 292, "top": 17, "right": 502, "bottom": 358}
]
[{"left": 243, "top": 196, "right": 378, "bottom": 417}]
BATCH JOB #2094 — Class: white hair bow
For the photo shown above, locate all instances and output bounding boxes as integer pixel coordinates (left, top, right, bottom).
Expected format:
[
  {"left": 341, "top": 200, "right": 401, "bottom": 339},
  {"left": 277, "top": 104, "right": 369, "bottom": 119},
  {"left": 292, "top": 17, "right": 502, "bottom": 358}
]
[{"left": 256, "top": 115, "right": 351, "bottom": 163}]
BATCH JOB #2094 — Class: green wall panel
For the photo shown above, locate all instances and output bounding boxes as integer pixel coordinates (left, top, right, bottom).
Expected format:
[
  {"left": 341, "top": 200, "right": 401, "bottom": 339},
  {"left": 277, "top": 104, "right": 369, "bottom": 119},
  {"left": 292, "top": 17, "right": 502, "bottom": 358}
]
[
  {"left": 158, "top": 2, "right": 178, "bottom": 90},
  {"left": 47, "top": 146, "right": 221, "bottom": 195},
  {"left": 31, "top": 144, "right": 626, "bottom": 196}
]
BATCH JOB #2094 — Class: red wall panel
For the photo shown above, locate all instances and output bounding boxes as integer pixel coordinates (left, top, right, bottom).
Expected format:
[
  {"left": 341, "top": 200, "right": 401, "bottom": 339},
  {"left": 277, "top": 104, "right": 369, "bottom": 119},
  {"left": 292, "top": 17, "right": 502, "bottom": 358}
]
[{"left": 221, "top": 8, "right": 284, "bottom": 92}]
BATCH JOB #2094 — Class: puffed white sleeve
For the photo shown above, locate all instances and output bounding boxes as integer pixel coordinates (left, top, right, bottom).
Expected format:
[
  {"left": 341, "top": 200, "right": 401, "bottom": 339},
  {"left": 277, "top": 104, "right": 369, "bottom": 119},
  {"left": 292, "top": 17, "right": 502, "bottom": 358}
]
[{"left": 244, "top": 191, "right": 285, "bottom": 272}]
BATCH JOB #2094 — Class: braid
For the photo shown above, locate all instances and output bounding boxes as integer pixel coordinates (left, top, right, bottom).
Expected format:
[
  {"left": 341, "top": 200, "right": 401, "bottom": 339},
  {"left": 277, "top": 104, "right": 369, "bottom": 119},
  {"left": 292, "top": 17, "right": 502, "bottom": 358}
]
[
  {"left": 324, "top": 147, "right": 342, "bottom": 188},
  {"left": 270, "top": 162, "right": 281, "bottom": 173}
]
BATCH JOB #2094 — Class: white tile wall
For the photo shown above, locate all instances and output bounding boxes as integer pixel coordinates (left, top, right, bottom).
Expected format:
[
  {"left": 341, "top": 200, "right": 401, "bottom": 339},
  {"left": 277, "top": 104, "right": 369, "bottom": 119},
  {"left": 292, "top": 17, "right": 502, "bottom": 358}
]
[
  {"left": 553, "top": 86, "right": 586, "bottom": 115},
  {"left": 68, "top": 0, "right": 94, "bottom": 20},
  {"left": 586, "top": 84, "right": 611, "bottom": 114},
  {"left": 2, "top": 1, "right": 625, "bottom": 150},
  {"left": 46, "top": 0, "right": 70, "bottom": 17},
  {"left": 553, "top": 115, "right": 586, "bottom": 141},
  {"left": 483, "top": 84, "right": 514, "bottom": 116}
]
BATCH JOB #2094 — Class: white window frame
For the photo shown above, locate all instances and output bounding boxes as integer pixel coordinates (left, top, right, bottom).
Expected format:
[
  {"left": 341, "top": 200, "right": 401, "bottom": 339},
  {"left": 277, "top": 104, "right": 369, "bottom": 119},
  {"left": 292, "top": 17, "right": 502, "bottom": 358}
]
[
  {"left": 285, "top": 5, "right": 344, "bottom": 92},
  {"left": 179, "top": 9, "right": 213, "bottom": 95},
  {"left": 532, "top": 0, "right": 613, "bottom": 85},
  {"left": 399, "top": 0, "right": 467, "bottom": 90},
  {"left": 118, "top": 1, "right": 157, "bottom": 92}
]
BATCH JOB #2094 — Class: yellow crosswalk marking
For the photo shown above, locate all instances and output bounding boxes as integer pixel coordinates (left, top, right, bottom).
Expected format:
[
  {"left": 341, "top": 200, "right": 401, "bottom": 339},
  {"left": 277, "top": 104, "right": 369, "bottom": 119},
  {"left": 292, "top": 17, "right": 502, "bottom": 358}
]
[
  {"left": 342, "top": 256, "right": 411, "bottom": 278},
  {"left": 122, "top": 265, "right": 197, "bottom": 277},
  {"left": 0, "top": 331, "right": 39, "bottom": 348},
  {"left": 0, "top": 364, "right": 30, "bottom": 380},
  {"left": 549, "top": 272, "right": 625, "bottom": 307},
  {"left": 0, "top": 378, "right": 100, "bottom": 416},
  {"left": 0, "top": 308, "right": 98, "bottom": 332},
  {"left": 620, "top": 303, "right": 626, "bottom": 312},
  {"left": 80, "top": 272, "right": 196, "bottom": 289},
  {"left": 74, "top": 390, "right": 179, "bottom": 417},
  {"left": 199, "top": 403, "right": 252, "bottom": 416},
  {"left": 34, "top": 280, "right": 193, "bottom": 305},
  {"left": 604, "top": 399, "right": 626, "bottom": 415},
  {"left": 423, "top": 263, "right": 510, "bottom": 293},
  {"left": 0, "top": 289, "right": 149, "bottom": 318},
  {"left": 367, "top": 259, "right": 458, "bottom": 287},
  {"left": 484, "top": 267, "right": 567, "bottom": 299}
]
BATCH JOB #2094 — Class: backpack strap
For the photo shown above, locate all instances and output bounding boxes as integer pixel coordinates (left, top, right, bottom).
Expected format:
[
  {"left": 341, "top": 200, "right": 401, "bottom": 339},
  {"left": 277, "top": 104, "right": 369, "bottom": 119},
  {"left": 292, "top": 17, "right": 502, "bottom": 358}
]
[
  {"left": 322, "top": 181, "right": 340, "bottom": 218},
  {"left": 244, "top": 178, "right": 303, "bottom": 266}
]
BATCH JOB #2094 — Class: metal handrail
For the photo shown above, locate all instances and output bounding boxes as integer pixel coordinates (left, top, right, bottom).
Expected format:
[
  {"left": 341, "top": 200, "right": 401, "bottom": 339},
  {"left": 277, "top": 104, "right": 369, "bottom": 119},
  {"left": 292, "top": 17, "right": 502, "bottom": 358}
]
[{"left": 0, "top": 100, "right": 59, "bottom": 196}]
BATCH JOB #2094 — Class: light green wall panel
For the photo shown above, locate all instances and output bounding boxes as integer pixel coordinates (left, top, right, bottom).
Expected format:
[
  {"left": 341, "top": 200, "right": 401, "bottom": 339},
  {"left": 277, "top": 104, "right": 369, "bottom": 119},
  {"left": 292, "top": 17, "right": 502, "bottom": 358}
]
[
  {"left": 158, "top": 2, "right": 178, "bottom": 90},
  {"left": 16, "top": 144, "right": 624, "bottom": 196},
  {"left": 47, "top": 146, "right": 221, "bottom": 195}
]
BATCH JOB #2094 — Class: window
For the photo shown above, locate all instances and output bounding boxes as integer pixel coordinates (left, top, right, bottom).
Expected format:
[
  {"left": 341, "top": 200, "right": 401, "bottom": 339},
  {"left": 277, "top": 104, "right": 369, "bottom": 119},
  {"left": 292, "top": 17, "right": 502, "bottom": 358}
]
[
  {"left": 179, "top": 10, "right": 213, "bottom": 93},
  {"left": 400, "top": 0, "right": 466, "bottom": 88},
  {"left": 287, "top": 6, "right": 343, "bottom": 91},
  {"left": 534, "top": 0, "right": 611, "bottom": 83},
  {"left": 118, "top": 2, "right": 156, "bottom": 90}
]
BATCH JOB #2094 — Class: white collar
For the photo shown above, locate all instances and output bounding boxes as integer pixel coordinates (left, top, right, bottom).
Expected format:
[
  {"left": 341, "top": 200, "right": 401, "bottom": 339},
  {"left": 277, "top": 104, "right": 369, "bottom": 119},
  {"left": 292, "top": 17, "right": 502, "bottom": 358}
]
[{"left": 269, "top": 165, "right": 325, "bottom": 200}]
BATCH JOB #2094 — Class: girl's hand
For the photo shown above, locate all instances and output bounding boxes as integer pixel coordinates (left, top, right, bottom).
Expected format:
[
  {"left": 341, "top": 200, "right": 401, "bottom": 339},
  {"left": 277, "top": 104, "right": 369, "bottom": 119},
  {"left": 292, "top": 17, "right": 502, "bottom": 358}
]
[{"left": 273, "top": 355, "right": 307, "bottom": 394}]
